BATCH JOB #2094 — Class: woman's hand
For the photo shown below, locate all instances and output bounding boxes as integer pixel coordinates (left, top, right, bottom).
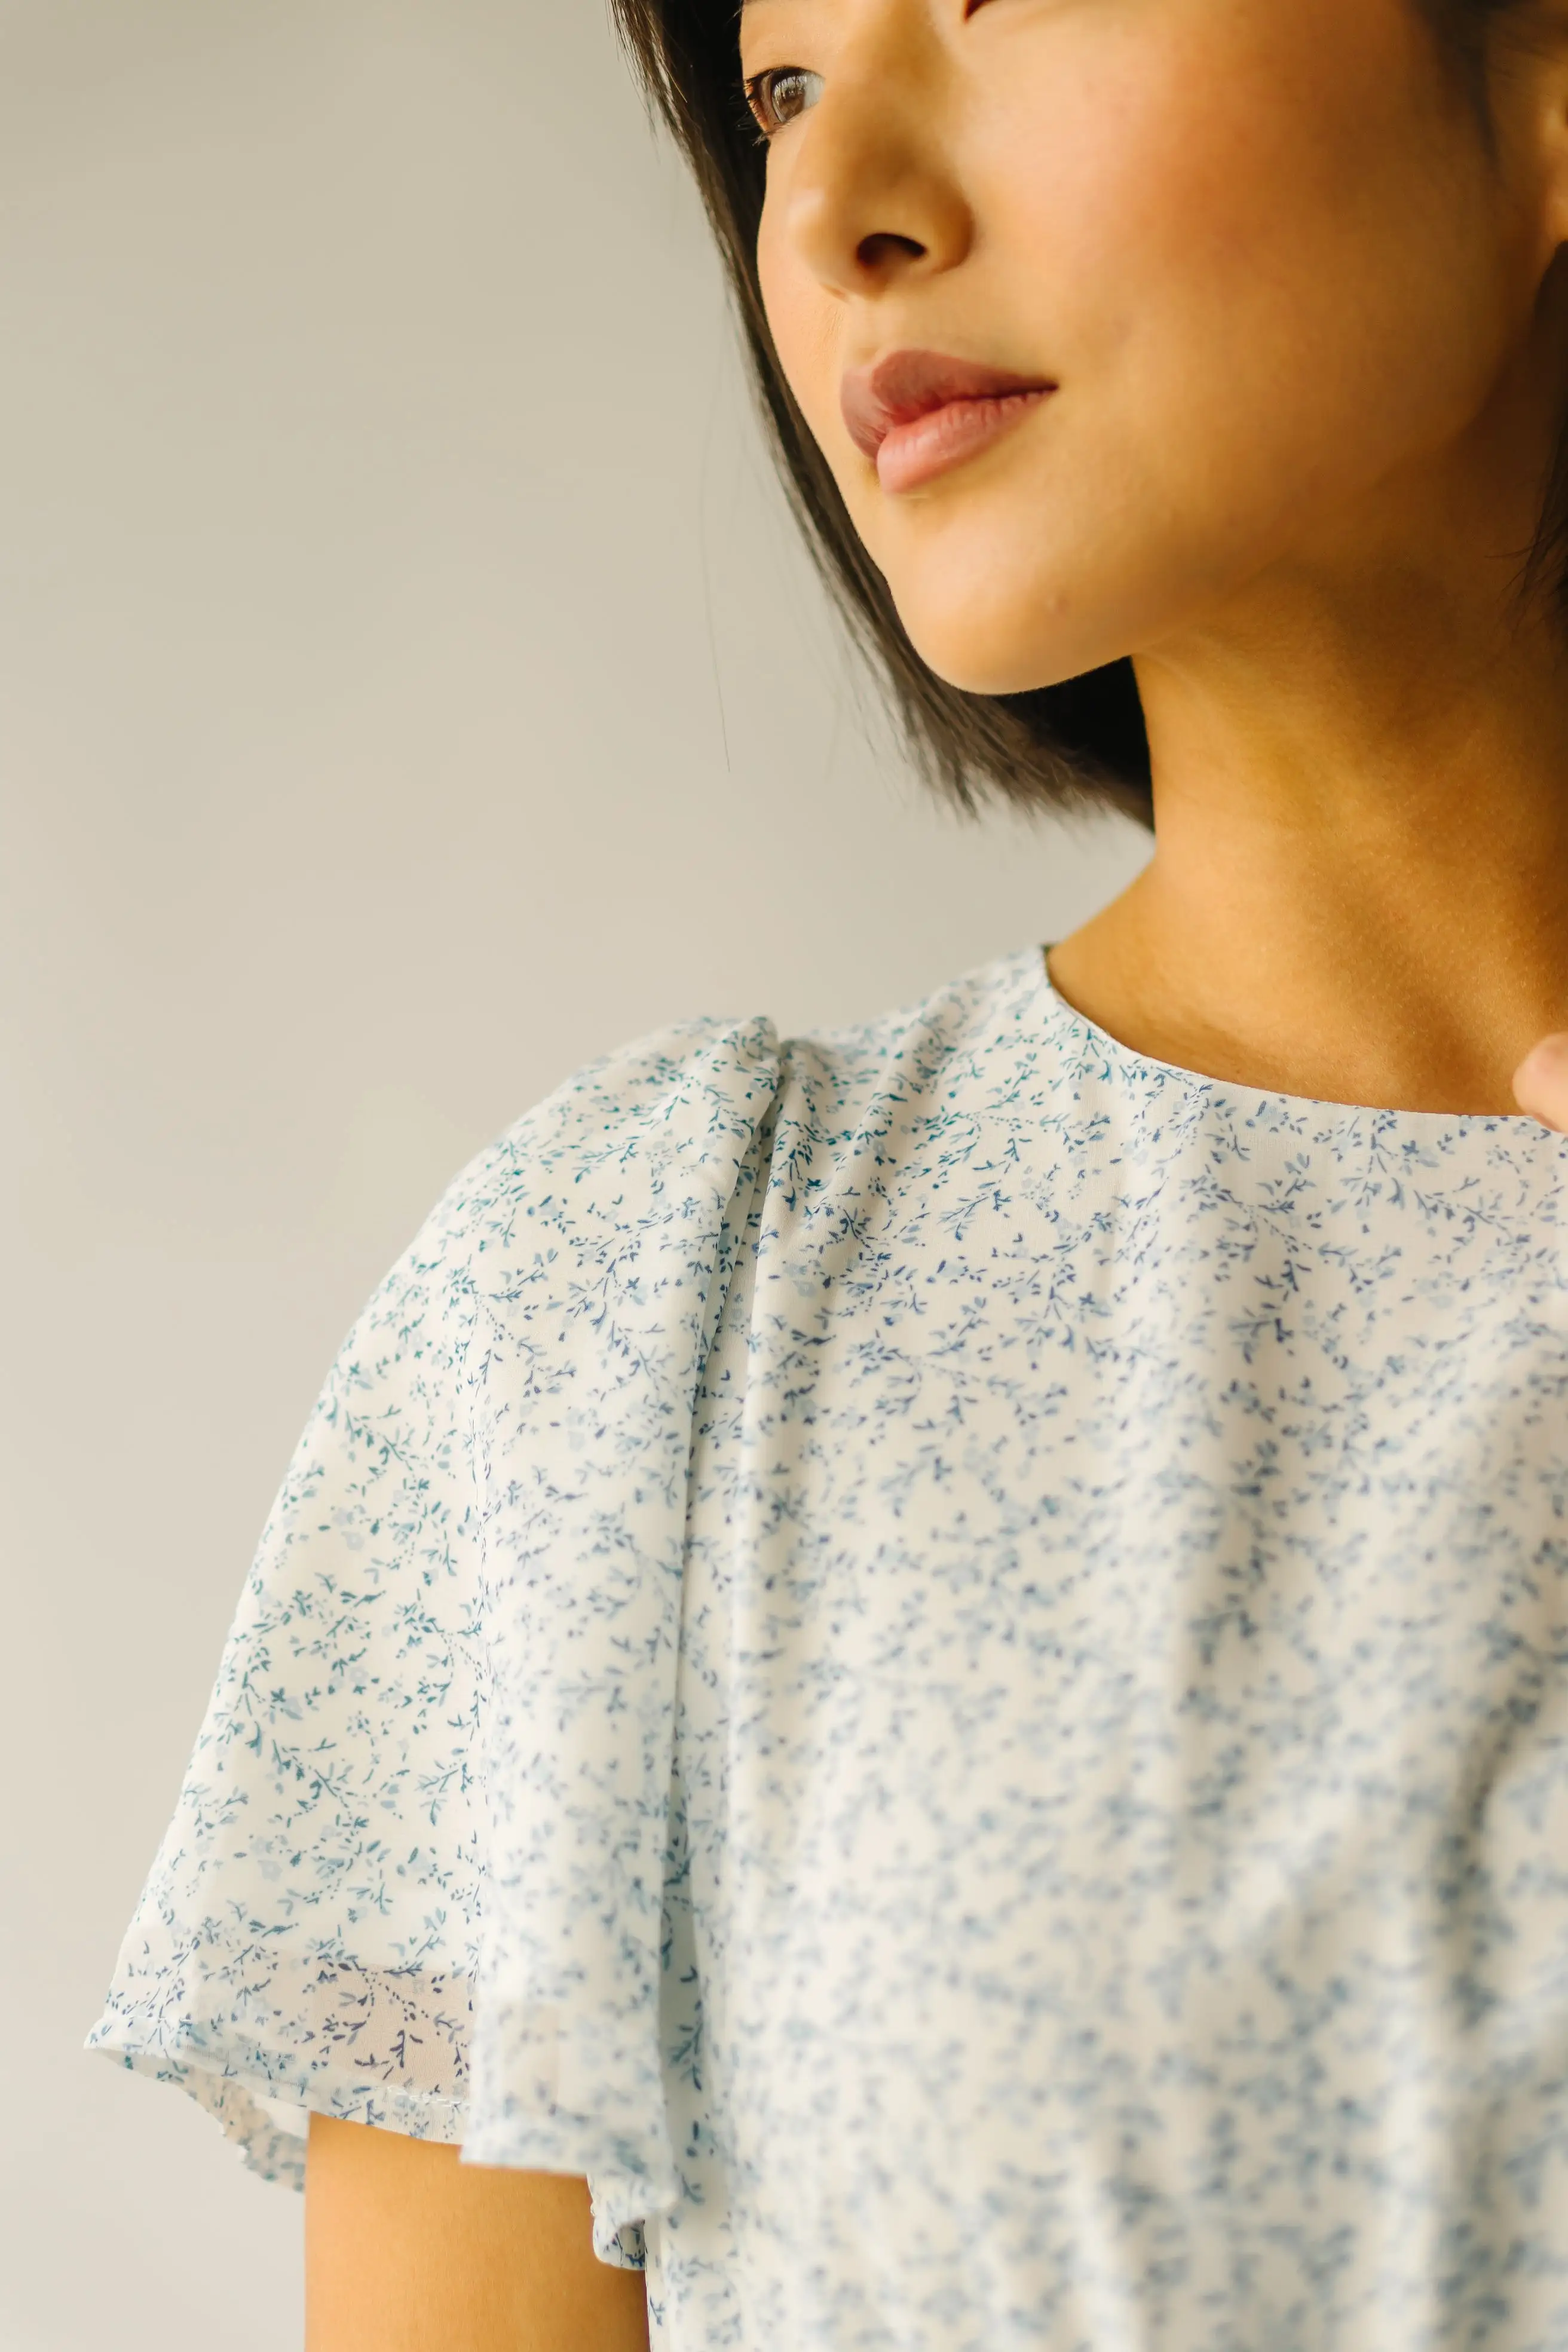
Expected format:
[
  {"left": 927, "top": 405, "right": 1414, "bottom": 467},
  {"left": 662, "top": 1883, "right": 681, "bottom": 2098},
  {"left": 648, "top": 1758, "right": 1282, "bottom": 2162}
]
[
  {"left": 1514, "top": 1036, "right": 1568, "bottom": 1132},
  {"left": 305, "top": 2116, "right": 651, "bottom": 2352}
]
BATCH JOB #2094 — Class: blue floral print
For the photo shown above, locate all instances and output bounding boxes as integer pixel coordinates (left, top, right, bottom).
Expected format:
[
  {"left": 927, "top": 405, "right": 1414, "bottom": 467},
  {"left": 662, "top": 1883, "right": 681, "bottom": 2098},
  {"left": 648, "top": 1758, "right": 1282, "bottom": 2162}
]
[{"left": 90, "top": 947, "right": 1568, "bottom": 2348}]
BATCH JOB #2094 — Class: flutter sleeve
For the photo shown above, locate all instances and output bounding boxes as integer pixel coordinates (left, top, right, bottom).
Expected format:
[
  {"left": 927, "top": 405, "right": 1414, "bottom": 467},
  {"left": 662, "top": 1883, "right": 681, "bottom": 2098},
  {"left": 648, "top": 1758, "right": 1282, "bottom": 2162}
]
[{"left": 86, "top": 1013, "right": 781, "bottom": 2267}]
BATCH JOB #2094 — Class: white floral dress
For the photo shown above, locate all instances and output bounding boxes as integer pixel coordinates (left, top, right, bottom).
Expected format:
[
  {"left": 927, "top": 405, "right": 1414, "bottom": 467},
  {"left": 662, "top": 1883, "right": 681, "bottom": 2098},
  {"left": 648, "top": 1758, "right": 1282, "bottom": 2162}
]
[{"left": 90, "top": 947, "right": 1568, "bottom": 2349}]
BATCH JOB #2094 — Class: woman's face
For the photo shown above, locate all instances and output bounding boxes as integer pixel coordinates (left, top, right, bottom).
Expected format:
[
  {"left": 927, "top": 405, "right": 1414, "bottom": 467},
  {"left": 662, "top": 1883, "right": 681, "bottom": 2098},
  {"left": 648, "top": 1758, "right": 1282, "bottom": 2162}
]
[{"left": 740, "top": 0, "right": 1564, "bottom": 695}]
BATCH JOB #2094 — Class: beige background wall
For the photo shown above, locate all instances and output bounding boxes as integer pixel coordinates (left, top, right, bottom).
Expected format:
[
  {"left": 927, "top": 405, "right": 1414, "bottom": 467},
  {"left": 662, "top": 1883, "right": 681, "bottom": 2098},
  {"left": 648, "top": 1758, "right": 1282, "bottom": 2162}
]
[{"left": 0, "top": 5, "right": 1146, "bottom": 2345}]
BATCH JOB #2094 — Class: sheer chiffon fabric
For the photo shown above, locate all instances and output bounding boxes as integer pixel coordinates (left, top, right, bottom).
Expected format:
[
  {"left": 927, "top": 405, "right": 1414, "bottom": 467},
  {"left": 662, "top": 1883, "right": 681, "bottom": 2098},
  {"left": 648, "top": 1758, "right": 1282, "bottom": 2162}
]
[
  {"left": 90, "top": 950, "right": 1568, "bottom": 2344},
  {"left": 88, "top": 1015, "right": 780, "bottom": 2264}
]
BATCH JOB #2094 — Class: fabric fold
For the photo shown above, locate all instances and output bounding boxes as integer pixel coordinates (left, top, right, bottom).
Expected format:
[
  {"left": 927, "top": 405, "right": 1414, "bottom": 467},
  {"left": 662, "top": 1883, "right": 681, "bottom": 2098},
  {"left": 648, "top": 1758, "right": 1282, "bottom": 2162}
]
[
  {"left": 86, "top": 1013, "right": 782, "bottom": 2263},
  {"left": 459, "top": 1016, "right": 780, "bottom": 2229}
]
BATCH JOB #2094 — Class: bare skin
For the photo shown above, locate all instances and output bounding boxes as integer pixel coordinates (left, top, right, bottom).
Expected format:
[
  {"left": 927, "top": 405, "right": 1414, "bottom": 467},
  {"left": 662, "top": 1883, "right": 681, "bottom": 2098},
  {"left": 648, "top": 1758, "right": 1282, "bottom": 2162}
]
[
  {"left": 305, "top": 2117, "right": 649, "bottom": 2351},
  {"left": 741, "top": 0, "right": 1568, "bottom": 1121}
]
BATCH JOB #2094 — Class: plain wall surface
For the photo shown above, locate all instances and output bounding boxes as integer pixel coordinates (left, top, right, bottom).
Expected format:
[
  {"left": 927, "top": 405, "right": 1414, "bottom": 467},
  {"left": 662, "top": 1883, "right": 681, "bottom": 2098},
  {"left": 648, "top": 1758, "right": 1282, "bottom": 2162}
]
[{"left": 0, "top": 5, "right": 1147, "bottom": 2345}]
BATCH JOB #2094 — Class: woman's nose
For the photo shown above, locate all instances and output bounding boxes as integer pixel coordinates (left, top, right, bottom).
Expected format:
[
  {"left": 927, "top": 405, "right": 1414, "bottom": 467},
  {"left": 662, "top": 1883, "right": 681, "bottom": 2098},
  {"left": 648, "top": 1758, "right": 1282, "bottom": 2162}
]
[{"left": 774, "top": 24, "right": 972, "bottom": 301}]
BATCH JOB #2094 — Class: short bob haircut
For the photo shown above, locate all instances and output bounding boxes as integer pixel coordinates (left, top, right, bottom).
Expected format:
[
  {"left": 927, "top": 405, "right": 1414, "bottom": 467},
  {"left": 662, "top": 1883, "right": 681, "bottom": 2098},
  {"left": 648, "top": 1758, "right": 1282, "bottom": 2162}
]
[{"left": 612, "top": 0, "right": 1551, "bottom": 829}]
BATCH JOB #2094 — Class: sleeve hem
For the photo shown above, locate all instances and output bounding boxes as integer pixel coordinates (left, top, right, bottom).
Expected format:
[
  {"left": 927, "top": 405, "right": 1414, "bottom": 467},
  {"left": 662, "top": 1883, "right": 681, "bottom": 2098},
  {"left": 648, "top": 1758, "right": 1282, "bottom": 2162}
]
[
  {"left": 83, "top": 2019, "right": 649, "bottom": 2271},
  {"left": 84, "top": 2013, "right": 466, "bottom": 2190}
]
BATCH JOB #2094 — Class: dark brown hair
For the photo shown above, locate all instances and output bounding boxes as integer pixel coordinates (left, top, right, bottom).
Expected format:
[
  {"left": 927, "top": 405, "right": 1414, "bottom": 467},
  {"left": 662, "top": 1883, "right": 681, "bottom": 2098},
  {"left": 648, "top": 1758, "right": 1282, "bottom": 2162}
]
[{"left": 611, "top": 0, "right": 1532, "bottom": 828}]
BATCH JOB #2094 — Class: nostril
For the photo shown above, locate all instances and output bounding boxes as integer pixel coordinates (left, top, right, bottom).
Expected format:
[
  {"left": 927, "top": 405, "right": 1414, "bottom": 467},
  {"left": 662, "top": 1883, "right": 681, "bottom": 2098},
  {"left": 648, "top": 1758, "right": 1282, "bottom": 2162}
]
[{"left": 856, "top": 230, "right": 927, "bottom": 270}]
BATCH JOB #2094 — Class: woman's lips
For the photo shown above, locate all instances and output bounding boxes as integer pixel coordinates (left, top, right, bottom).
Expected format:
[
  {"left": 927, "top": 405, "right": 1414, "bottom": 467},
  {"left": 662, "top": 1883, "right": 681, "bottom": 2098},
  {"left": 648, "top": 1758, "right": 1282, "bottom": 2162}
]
[
  {"left": 840, "top": 348, "right": 1056, "bottom": 494},
  {"left": 874, "top": 388, "right": 1053, "bottom": 494}
]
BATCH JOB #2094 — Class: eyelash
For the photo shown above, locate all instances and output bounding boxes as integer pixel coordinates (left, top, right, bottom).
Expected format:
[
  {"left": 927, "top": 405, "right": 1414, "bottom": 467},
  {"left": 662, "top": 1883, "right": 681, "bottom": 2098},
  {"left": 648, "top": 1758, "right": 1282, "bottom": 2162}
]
[
  {"left": 742, "top": 66, "right": 820, "bottom": 143},
  {"left": 743, "top": 0, "right": 997, "bottom": 140}
]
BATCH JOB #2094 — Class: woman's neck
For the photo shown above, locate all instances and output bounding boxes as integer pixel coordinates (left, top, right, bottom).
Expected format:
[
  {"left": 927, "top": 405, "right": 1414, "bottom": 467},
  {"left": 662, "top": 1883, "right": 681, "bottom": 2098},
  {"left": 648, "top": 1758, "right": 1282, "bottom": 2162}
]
[{"left": 1051, "top": 560, "right": 1568, "bottom": 1114}]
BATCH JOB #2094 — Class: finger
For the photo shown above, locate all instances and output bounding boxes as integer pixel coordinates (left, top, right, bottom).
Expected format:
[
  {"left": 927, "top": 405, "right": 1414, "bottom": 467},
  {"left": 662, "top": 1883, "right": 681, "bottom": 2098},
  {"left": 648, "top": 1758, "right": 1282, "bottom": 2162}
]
[{"left": 1512, "top": 1033, "right": 1568, "bottom": 1132}]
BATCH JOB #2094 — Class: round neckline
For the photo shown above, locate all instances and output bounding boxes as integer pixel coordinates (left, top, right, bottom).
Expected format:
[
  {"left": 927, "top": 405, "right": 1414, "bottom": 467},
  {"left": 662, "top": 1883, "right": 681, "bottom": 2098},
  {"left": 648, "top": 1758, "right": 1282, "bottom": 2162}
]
[{"left": 1031, "top": 943, "right": 1549, "bottom": 1133}]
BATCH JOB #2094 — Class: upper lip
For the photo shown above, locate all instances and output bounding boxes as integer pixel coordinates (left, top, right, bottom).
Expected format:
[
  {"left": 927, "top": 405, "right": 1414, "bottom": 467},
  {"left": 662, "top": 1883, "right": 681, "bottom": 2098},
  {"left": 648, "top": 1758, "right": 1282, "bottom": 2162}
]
[{"left": 840, "top": 348, "right": 1055, "bottom": 463}]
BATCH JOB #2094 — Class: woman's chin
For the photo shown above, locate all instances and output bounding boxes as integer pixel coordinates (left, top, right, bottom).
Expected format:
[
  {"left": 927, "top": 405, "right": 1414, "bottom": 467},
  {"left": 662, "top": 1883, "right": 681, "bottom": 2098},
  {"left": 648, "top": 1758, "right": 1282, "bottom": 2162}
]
[
  {"left": 898, "top": 614, "right": 1126, "bottom": 701},
  {"left": 884, "top": 557, "right": 1138, "bottom": 699}
]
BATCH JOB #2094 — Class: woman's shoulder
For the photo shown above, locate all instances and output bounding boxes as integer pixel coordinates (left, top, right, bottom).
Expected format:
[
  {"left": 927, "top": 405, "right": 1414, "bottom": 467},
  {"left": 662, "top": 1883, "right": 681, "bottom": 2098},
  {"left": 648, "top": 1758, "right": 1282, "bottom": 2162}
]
[
  {"left": 434, "top": 1010, "right": 783, "bottom": 1236},
  {"left": 382, "top": 948, "right": 1050, "bottom": 1325},
  {"left": 766, "top": 945, "right": 1055, "bottom": 1194},
  {"left": 778, "top": 945, "right": 1046, "bottom": 1094},
  {"left": 84, "top": 954, "right": 1052, "bottom": 2213},
  {"left": 369, "top": 1012, "right": 785, "bottom": 1328}
]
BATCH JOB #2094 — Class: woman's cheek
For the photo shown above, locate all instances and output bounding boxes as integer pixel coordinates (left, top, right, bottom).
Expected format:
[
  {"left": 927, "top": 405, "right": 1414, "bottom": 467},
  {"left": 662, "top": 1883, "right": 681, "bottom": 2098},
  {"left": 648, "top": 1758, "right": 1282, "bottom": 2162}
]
[
  {"left": 758, "top": 216, "right": 845, "bottom": 457},
  {"left": 982, "top": 68, "right": 1258, "bottom": 374}
]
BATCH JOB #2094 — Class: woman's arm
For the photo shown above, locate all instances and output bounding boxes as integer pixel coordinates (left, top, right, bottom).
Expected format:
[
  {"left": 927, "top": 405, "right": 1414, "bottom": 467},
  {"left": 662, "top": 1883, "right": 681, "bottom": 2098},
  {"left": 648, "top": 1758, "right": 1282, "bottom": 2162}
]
[{"left": 305, "top": 2115, "right": 651, "bottom": 2351}]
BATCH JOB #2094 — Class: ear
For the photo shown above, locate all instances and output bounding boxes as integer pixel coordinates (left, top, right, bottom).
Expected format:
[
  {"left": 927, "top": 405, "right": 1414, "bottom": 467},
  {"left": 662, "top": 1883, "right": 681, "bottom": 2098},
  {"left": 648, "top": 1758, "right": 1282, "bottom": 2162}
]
[{"left": 1503, "top": 2, "right": 1568, "bottom": 260}]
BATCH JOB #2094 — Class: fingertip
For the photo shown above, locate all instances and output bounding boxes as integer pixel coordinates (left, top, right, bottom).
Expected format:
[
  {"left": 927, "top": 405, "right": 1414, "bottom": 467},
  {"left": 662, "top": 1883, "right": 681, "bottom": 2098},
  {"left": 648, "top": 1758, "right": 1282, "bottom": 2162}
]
[{"left": 1512, "top": 1031, "right": 1568, "bottom": 1131}]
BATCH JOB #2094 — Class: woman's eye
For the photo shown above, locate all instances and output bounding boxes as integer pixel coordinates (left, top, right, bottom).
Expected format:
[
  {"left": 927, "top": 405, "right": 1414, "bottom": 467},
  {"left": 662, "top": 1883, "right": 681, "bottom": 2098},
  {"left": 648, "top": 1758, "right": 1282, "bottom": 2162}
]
[{"left": 743, "top": 66, "right": 824, "bottom": 141}]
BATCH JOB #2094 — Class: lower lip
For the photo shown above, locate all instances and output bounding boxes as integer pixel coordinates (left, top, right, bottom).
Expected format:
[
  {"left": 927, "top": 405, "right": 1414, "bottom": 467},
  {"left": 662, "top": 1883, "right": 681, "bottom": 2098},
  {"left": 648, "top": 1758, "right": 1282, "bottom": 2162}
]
[{"left": 876, "top": 388, "right": 1054, "bottom": 495}]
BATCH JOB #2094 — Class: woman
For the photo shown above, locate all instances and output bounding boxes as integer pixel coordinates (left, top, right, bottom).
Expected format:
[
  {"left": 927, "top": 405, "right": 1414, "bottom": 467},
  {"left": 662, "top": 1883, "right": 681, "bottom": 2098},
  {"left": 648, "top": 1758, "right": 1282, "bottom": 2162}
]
[{"left": 90, "top": 1, "right": 1568, "bottom": 2345}]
